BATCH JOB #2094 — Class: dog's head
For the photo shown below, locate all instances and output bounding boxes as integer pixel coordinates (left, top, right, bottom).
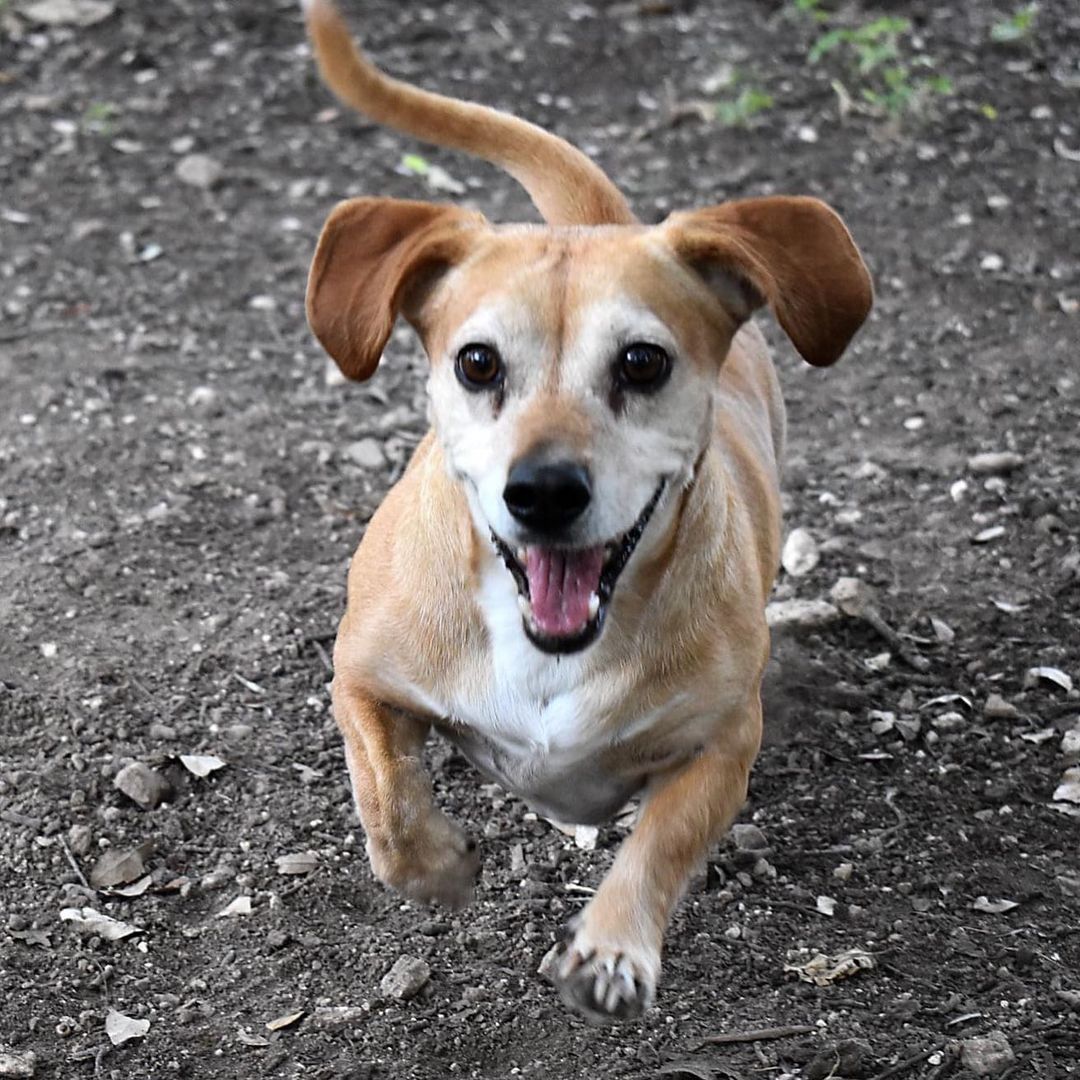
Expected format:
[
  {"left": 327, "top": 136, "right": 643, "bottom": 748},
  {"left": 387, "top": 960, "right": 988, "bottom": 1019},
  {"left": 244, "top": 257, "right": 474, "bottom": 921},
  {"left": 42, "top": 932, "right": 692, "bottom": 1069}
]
[{"left": 307, "top": 195, "right": 871, "bottom": 653}]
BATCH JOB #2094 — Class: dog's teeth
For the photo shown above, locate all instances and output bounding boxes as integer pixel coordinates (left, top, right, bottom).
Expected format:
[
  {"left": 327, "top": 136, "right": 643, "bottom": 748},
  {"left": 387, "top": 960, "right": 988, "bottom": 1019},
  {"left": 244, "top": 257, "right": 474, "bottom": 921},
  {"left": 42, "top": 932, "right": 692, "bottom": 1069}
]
[
  {"left": 517, "top": 594, "right": 532, "bottom": 619},
  {"left": 587, "top": 593, "right": 600, "bottom": 619},
  {"left": 516, "top": 546, "right": 528, "bottom": 563}
]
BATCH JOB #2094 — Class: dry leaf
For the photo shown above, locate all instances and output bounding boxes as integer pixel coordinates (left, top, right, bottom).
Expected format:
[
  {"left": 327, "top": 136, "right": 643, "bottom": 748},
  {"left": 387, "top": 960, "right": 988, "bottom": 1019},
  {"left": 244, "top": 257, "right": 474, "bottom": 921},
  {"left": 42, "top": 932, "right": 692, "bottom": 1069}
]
[
  {"left": 782, "top": 527, "right": 819, "bottom": 577},
  {"left": 972, "top": 895, "right": 1019, "bottom": 914},
  {"left": 179, "top": 753, "right": 227, "bottom": 778},
  {"left": 112, "top": 874, "right": 153, "bottom": 897},
  {"left": 765, "top": 598, "right": 840, "bottom": 630},
  {"left": 930, "top": 616, "right": 955, "bottom": 644},
  {"left": 60, "top": 907, "right": 142, "bottom": 941},
  {"left": 237, "top": 1030, "right": 270, "bottom": 1048},
  {"left": 90, "top": 840, "right": 154, "bottom": 889},
  {"left": 973, "top": 525, "right": 1005, "bottom": 543},
  {"left": 104, "top": 1009, "right": 150, "bottom": 1045},
  {"left": 1024, "top": 667, "right": 1074, "bottom": 693},
  {"left": 216, "top": 895, "right": 253, "bottom": 918},
  {"left": 265, "top": 1011, "right": 305, "bottom": 1032},
  {"left": 785, "top": 947, "right": 875, "bottom": 985}
]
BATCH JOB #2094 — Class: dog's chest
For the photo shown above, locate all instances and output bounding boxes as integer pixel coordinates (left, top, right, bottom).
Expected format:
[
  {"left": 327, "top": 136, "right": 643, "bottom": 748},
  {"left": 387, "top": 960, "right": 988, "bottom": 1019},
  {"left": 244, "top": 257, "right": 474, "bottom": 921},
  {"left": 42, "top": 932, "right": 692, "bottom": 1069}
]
[{"left": 432, "top": 565, "right": 654, "bottom": 823}]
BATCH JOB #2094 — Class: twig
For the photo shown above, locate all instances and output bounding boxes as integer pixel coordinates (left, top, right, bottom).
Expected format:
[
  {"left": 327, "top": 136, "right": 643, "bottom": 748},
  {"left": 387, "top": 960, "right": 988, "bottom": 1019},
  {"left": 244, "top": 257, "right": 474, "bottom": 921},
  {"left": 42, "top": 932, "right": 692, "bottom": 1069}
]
[
  {"left": 868, "top": 1040, "right": 947, "bottom": 1080},
  {"left": 310, "top": 638, "right": 334, "bottom": 675},
  {"left": 695, "top": 1024, "right": 814, "bottom": 1048},
  {"left": 59, "top": 836, "right": 91, "bottom": 890},
  {"left": 860, "top": 606, "right": 931, "bottom": 671}
]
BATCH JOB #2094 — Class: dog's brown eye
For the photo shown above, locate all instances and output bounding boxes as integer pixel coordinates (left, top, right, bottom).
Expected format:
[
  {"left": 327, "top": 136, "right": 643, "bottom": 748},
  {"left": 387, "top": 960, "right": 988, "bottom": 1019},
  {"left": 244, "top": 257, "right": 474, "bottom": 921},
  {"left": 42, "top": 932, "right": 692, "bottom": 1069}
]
[
  {"left": 618, "top": 343, "right": 671, "bottom": 390},
  {"left": 456, "top": 343, "right": 503, "bottom": 389}
]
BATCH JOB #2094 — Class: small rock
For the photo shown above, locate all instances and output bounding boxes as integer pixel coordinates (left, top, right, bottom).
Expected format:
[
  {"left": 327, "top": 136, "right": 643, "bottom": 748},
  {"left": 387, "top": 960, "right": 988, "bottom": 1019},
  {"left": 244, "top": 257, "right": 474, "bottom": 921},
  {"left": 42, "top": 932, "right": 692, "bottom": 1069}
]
[
  {"left": 113, "top": 761, "right": 171, "bottom": 810},
  {"left": 960, "top": 1031, "right": 1015, "bottom": 1076},
  {"left": 537, "top": 943, "right": 562, "bottom": 980},
  {"left": 980, "top": 253, "right": 1005, "bottom": 272},
  {"left": 175, "top": 153, "right": 223, "bottom": 190},
  {"left": 729, "top": 823, "right": 770, "bottom": 863},
  {"left": 310, "top": 1005, "right": 367, "bottom": 1030},
  {"left": 0, "top": 1047, "right": 37, "bottom": 1077},
  {"left": 804, "top": 1039, "right": 872, "bottom": 1080},
  {"left": 968, "top": 451, "right": 1024, "bottom": 475},
  {"left": 765, "top": 598, "right": 840, "bottom": 630},
  {"left": 344, "top": 438, "right": 385, "bottom": 469},
  {"left": 983, "top": 693, "right": 1019, "bottom": 719},
  {"left": 781, "top": 527, "right": 819, "bottom": 577},
  {"left": 187, "top": 385, "right": 219, "bottom": 414},
  {"left": 380, "top": 956, "right": 430, "bottom": 1001},
  {"left": 67, "top": 824, "right": 92, "bottom": 856}
]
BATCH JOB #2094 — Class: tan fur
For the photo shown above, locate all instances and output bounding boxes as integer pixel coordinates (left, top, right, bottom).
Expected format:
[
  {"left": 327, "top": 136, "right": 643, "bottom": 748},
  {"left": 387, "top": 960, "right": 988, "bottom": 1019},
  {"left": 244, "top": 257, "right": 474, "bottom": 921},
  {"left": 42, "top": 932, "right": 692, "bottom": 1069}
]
[{"left": 302, "top": 0, "right": 872, "bottom": 1021}]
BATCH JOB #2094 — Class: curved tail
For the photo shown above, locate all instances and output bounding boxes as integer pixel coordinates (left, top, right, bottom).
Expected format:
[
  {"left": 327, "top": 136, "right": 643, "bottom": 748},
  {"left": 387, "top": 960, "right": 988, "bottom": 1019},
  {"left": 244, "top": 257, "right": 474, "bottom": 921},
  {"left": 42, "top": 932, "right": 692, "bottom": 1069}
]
[{"left": 302, "top": 0, "right": 636, "bottom": 227}]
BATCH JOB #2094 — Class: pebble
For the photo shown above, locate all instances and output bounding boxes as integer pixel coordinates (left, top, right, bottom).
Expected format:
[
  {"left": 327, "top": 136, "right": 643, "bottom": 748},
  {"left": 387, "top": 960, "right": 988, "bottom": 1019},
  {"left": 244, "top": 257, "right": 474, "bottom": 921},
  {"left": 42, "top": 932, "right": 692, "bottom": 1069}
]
[
  {"left": 765, "top": 598, "right": 840, "bottom": 630},
  {"left": 983, "top": 693, "right": 1019, "bottom": 719},
  {"left": 380, "top": 956, "right": 430, "bottom": 1001},
  {"left": 344, "top": 438, "right": 386, "bottom": 469},
  {"left": 113, "top": 761, "right": 171, "bottom": 809},
  {"left": 310, "top": 1005, "right": 367, "bottom": 1030},
  {"left": 175, "top": 153, "right": 223, "bottom": 190},
  {"left": 968, "top": 450, "right": 1024, "bottom": 475},
  {"left": 729, "top": 823, "right": 768, "bottom": 851},
  {"left": 67, "top": 824, "right": 92, "bottom": 856},
  {"left": 805, "top": 1040, "right": 872, "bottom": 1080},
  {"left": 0, "top": 1048, "right": 36, "bottom": 1077},
  {"left": 960, "top": 1031, "right": 1015, "bottom": 1076}
]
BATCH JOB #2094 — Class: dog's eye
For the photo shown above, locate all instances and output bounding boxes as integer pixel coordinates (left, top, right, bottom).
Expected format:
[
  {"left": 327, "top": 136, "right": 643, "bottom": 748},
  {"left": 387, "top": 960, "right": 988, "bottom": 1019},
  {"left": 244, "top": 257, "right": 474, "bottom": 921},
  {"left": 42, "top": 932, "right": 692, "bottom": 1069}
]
[
  {"left": 456, "top": 343, "right": 503, "bottom": 389},
  {"left": 618, "top": 343, "right": 671, "bottom": 390}
]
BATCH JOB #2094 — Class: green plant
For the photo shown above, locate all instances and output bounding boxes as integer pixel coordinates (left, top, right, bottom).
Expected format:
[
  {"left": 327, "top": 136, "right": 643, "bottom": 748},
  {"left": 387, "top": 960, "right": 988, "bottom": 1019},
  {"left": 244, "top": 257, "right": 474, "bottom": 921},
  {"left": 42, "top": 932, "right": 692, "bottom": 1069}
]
[
  {"left": 715, "top": 85, "right": 774, "bottom": 127},
  {"left": 83, "top": 101, "right": 119, "bottom": 134},
  {"left": 796, "top": 8, "right": 953, "bottom": 120},
  {"left": 991, "top": 4, "right": 1037, "bottom": 43}
]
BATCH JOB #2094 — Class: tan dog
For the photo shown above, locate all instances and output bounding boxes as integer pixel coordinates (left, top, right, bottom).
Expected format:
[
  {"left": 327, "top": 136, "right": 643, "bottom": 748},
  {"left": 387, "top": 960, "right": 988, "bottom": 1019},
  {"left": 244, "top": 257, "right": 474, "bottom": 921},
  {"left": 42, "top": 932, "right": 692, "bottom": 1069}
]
[{"left": 301, "top": 0, "right": 872, "bottom": 1021}]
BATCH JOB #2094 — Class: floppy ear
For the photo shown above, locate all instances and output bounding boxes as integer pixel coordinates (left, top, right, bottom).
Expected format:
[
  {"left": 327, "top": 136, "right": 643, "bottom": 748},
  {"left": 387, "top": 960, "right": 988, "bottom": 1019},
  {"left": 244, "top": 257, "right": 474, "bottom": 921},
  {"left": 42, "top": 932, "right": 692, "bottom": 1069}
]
[
  {"left": 306, "top": 197, "right": 484, "bottom": 380},
  {"left": 661, "top": 196, "right": 873, "bottom": 367}
]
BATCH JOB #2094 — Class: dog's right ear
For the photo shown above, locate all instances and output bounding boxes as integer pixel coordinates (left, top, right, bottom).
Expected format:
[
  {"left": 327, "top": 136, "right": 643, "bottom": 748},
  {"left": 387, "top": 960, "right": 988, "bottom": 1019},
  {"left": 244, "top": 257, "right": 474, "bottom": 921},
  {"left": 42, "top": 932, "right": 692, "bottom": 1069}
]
[{"left": 306, "top": 197, "right": 483, "bottom": 380}]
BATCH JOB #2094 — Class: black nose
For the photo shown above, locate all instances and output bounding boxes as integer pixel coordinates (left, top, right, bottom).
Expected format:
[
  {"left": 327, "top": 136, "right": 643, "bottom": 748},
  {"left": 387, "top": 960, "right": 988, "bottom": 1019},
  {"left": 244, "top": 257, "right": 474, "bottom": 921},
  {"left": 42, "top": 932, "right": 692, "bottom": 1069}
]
[{"left": 503, "top": 458, "right": 591, "bottom": 533}]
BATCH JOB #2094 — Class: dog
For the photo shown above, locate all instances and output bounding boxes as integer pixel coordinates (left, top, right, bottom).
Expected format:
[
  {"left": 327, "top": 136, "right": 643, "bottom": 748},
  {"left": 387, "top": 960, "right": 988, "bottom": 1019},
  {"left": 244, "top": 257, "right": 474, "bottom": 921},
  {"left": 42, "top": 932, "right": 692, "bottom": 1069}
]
[{"left": 301, "top": 0, "right": 872, "bottom": 1022}]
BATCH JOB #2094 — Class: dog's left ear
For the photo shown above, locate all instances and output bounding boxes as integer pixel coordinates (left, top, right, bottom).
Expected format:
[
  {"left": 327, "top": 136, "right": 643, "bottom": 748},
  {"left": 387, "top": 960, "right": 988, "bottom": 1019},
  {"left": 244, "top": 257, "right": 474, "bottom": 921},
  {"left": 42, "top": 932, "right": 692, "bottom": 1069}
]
[
  {"left": 306, "top": 197, "right": 484, "bottom": 380},
  {"left": 661, "top": 196, "right": 873, "bottom": 367}
]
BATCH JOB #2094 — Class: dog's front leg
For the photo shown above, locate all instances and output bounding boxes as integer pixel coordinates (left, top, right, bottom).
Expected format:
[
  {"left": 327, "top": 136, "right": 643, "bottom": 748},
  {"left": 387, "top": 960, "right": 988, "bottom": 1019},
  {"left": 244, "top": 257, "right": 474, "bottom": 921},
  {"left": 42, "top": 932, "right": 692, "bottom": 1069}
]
[
  {"left": 554, "top": 702, "right": 762, "bottom": 1022},
  {"left": 334, "top": 682, "right": 479, "bottom": 908}
]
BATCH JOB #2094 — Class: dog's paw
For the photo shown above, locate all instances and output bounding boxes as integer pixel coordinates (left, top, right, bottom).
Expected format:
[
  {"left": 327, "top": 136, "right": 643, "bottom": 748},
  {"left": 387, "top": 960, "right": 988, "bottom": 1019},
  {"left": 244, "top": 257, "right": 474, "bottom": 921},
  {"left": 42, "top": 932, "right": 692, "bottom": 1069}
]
[
  {"left": 549, "top": 924, "right": 660, "bottom": 1023},
  {"left": 367, "top": 812, "right": 479, "bottom": 909}
]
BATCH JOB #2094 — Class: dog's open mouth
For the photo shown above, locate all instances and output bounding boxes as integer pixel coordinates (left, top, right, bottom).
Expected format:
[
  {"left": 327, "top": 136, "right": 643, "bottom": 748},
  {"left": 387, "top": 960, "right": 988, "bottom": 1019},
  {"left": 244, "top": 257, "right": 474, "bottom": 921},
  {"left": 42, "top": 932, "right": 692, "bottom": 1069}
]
[{"left": 491, "top": 481, "right": 666, "bottom": 654}]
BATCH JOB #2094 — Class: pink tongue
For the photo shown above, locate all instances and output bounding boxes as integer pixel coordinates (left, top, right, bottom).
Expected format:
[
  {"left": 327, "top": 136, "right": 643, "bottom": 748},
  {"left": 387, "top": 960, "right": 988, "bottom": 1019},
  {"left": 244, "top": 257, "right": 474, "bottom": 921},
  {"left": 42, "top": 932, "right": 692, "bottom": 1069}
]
[{"left": 525, "top": 546, "right": 605, "bottom": 638}]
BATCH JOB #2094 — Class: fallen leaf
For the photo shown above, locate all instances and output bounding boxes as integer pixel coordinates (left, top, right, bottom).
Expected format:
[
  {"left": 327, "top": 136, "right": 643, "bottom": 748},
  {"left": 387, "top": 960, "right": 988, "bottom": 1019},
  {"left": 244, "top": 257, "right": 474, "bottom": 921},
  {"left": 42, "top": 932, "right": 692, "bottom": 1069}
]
[
  {"left": 216, "top": 895, "right": 252, "bottom": 918},
  {"left": 920, "top": 693, "right": 973, "bottom": 711},
  {"left": 112, "top": 874, "right": 153, "bottom": 897},
  {"left": 785, "top": 948, "right": 875, "bottom": 986},
  {"left": 179, "top": 753, "right": 227, "bottom": 778},
  {"left": 265, "top": 1010, "right": 305, "bottom": 1032},
  {"left": 765, "top": 598, "right": 840, "bottom": 629},
  {"left": 1024, "top": 667, "right": 1074, "bottom": 693},
  {"left": 237, "top": 1030, "right": 271, "bottom": 1048},
  {"left": 973, "top": 525, "right": 1005, "bottom": 543},
  {"left": 59, "top": 907, "right": 142, "bottom": 941},
  {"left": 1019, "top": 728, "right": 1057, "bottom": 744},
  {"left": 424, "top": 163, "right": 466, "bottom": 195},
  {"left": 104, "top": 1008, "right": 150, "bottom": 1046},
  {"left": 9, "top": 928, "right": 51, "bottom": 948},
  {"left": 782, "top": 527, "right": 819, "bottom": 577},
  {"left": 275, "top": 851, "right": 318, "bottom": 876},
  {"left": 972, "top": 896, "right": 1019, "bottom": 914},
  {"left": 930, "top": 616, "right": 955, "bottom": 644},
  {"left": 90, "top": 840, "right": 154, "bottom": 889}
]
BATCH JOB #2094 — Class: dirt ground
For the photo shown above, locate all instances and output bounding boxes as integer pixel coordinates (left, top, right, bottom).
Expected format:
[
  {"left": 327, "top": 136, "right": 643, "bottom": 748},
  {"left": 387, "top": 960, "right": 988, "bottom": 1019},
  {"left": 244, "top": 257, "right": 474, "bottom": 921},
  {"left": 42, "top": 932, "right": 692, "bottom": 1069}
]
[{"left": 2, "top": 0, "right": 1079, "bottom": 1076}]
